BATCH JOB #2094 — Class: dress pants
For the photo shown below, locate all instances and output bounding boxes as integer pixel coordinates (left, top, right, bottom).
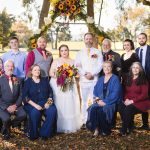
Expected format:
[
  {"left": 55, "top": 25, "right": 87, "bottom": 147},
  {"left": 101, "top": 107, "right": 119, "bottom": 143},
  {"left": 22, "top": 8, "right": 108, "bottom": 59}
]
[
  {"left": 118, "top": 103, "right": 142, "bottom": 133},
  {"left": 80, "top": 82, "right": 96, "bottom": 124},
  {"left": 26, "top": 105, "right": 57, "bottom": 140},
  {"left": 0, "top": 106, "right": 26, "bottom": 134}
]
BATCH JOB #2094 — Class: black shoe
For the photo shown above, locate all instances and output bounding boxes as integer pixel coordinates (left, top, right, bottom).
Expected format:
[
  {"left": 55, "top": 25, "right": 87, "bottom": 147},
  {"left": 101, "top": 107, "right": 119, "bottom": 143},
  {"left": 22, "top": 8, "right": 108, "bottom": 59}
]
[
  {"left": 119, "top": 132, "right": 127, "bottom": 137},
  {"left": 81, "top": 124, "right": 86, "bottom": 130},
  {"left": 2, "top": 133, "right": 10, "bottom": 140},
  {"left": 139, "top": 125, "right": 150, "bottom": 130}
]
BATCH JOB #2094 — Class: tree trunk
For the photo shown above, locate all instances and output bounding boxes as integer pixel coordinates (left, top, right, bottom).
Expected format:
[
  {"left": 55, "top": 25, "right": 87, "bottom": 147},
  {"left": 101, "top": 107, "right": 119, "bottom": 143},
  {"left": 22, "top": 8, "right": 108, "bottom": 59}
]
[
  {"left": 87, "top": 0, "right": 94, "bottom": 32},
  {"left": 39, "top": 0, "right": 50, "bottom": 28}
]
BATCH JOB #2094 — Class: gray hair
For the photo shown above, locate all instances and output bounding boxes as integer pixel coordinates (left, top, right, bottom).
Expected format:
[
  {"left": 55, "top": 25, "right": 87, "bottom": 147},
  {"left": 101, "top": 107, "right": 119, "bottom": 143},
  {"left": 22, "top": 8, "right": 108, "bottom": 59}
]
[
  {"left": 102, "top": 38, "right": 112, "bottom": 46},
  {"left": 4, "top": 59, "right": 14, "bottom": 68}
]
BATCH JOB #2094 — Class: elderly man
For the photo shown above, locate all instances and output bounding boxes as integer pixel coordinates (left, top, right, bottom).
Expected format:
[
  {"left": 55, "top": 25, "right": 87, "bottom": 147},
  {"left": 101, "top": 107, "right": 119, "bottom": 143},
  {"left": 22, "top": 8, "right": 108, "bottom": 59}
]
[
  {"left": 101, "top": 38, "right": 121, "bottom": 77},
  {"left": 0, "top": 60, "right": 26, "bottom": 140},
  {"left": 75, "top": 32, "right": 103, "bottom": 127}
]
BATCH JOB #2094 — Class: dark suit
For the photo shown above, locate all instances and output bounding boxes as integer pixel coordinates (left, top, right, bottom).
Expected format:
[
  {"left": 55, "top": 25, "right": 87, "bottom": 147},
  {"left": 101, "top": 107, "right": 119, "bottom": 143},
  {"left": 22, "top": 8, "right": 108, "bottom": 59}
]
[
  {"left": 0, "top": 75, "right": 26, "bottom": 134},
  {"left": 136, "top": 45, "right": 150, "bottom": 127}
]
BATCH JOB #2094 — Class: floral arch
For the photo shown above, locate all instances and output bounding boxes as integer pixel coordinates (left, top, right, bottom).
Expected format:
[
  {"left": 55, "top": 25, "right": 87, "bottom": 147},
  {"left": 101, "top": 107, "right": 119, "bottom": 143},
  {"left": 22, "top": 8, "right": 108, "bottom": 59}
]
[{"left": 28, "top": 0, "right": 109, "bottom": 50}]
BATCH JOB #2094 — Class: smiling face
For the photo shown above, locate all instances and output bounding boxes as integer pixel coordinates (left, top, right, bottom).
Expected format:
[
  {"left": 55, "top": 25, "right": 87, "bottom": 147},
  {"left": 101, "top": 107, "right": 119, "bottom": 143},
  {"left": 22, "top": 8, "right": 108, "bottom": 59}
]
[
  {"left": 9, "top": 39, "right": 19, "bottom": 50},
  {"left": 4, "top": 61, "right": 14, "bottom": 76},
  {"left": 138, "top": 34, "right": 147, "bottom": 46},
  {"left": 37, "top": 37, "right": 47, "bottom": 49},
  {"left": 84, "top": 34, "right": 93, "bottom": 48},
  {"left": 59, "top": 46, "right": 69, "bottom": 58},
  {"left": 103, "top": 62, "right": 112, "bottom": 75},
  {"left": 102, "top": 40, "right": 111, "bottom": 52},
  {"left": 31, "top": 66, "right": 41, "bottom": 78},
  {"left": 131, "top": 63, "right": 141, "bottom": 77},
  {"left": 123, "top": 41, "right": 132, "bottom": 52}
]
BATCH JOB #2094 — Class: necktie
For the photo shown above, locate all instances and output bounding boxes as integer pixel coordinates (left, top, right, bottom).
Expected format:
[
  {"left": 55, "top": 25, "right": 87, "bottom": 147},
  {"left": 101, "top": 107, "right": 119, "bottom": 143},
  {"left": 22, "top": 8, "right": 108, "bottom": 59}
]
[
  {"left": 42, "top": 50, "right": 47, "bottom": 60},
  {"left": 87, "top": 48, "right": 90, "bottom": 56},
  {"left": 9, "top": 77, "right": 13, "bottom": 92},
  {"left": 139, "top": 49, "right": 143, "bottom": 63}
]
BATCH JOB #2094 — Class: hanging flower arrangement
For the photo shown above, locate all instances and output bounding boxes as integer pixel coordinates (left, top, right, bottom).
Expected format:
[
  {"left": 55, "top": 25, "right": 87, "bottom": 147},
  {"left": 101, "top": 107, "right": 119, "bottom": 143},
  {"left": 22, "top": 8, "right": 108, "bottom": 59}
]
[{"left": 50, "top": 0, "right": 85, "bottom": 20}]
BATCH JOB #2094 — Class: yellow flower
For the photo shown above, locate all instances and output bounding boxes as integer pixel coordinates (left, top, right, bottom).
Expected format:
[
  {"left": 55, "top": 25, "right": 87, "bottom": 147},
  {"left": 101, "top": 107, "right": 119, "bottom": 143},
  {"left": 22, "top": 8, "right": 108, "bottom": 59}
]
[
  {"left": 98, "top": 36, "right": 104, "bottom": 43},
  {"left": 68, "top": 70, "right": 73, "bottom": 77},
  {"left": 66, "top": 0, "right": 71, "bottom": 6},
  {"left": 31, "top": 43, "right": 37, "bottom": 48},
  {"left": 66, "top": 12, "right": 70, "bottom": 16},
  {"left": 77, "top": 8, "right": 81, "bottom": 14},
  {"left": 70, "top": 0, "right": 75, "bottom": 4},
  {"left": 58, "top": 3, "right": 64, "bottom": 10},
  {"left": 31, "top": 39, "right": 36, "bottom": 44},
  {"left": 63, "top": 63, "right": 69, "bottom": 68},
  {"left": 71, "top": 5, "right": 76, "bottom": 11}
]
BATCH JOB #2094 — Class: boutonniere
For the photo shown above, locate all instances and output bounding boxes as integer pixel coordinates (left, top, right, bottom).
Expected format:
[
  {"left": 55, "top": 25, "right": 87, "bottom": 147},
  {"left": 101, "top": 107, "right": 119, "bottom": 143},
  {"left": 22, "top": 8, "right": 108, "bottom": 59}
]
[
  {"left": 12, "top": 77, "right": 19, "bottom": 85},
  {"left": 46, "top": 51, "right": 52, "bottom": 57},
  {"left": 108, "top": 54, "right": 115, "bottom": 61},
  {"left": 91, "top": 54, "right": 98, "bottom": 59}
]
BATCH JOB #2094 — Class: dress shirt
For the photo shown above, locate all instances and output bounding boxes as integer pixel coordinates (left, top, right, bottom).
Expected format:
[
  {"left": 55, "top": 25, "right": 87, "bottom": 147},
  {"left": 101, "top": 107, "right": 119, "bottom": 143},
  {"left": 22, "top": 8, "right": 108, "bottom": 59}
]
[
  {"left": 1, "top": 50, "right": 26, "bottom": 78},
  {"left": 138, "top": 45, "right": 147, "bottom": 69}
]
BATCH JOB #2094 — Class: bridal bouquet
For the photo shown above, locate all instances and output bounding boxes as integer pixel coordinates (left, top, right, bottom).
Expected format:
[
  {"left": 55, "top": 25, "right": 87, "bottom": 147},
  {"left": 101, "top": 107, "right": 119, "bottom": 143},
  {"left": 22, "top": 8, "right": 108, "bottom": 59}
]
[{"left": 56, "top": 63, "right": 78, "bottom": 92}]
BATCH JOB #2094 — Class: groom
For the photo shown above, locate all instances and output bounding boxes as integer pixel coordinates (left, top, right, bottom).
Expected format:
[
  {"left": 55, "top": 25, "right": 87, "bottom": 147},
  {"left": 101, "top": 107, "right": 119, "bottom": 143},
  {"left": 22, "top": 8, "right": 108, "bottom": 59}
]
[{"left": 75, "top": 32, "right": 103, "bottom": 127}]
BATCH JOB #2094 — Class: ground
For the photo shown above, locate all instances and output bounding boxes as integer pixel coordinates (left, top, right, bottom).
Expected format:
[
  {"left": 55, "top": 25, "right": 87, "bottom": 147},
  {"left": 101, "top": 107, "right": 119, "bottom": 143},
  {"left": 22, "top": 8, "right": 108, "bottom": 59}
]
[{"left": 0, "top": 115, "right": 150, "bottom": 150}]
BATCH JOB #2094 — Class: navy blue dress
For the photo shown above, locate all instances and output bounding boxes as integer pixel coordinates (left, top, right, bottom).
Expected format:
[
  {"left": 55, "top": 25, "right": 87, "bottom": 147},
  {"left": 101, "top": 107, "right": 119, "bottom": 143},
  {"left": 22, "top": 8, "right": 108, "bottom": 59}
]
[
  {"left": 22, "top": 77, "right": 57, "bottom": 140},
  {"left": 86, "top": 74, "right": 122, "bottom": 135}
]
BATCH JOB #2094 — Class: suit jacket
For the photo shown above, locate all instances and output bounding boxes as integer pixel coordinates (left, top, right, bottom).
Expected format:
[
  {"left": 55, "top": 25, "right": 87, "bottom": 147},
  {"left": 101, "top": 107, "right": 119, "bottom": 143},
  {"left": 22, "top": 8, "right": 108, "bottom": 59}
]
[
  {"left": 136, "top": 45, "right": 150, "bottom": 81},
  {"left": 0, "top": 75, "right": 22, "bottom": 110},
  {"left": 75, "top": 47, "right": 103, "bottom": 83}
]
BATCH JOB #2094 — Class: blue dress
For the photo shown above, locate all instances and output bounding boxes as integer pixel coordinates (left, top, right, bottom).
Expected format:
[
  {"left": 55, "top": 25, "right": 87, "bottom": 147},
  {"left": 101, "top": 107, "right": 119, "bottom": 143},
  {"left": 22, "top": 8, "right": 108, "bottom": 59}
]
[
  {"left": 22, "top": 77, "right": 57, "bottom": 140},
  {"left": 86, "top": 74, "right": 122, "bottom": 135}
]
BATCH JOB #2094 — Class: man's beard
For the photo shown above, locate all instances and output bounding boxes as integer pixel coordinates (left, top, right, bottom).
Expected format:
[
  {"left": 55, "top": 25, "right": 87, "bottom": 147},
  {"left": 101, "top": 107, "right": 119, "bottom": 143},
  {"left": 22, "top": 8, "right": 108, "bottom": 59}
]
[
  {"left": 85, "top": 43, "right": 93, "bottom": 48},
  {"left": 139, "top": 41, "right": 146, "bottom": 46}
]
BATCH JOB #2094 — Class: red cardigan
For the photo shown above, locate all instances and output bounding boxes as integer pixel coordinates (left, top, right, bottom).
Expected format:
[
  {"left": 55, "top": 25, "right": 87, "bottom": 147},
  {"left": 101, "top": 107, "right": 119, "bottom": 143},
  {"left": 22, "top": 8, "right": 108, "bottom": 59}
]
[{"left": 124, "top": 79, "right": 150, "bottom": 112}]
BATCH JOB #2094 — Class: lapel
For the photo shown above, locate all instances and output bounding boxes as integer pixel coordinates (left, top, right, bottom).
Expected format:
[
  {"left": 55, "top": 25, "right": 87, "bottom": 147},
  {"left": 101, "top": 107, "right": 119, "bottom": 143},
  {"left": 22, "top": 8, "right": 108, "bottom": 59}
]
[
  {"left": 145, "top": 45, "right": 150, "bottom": 65},
  {"left": 3, "top": 76, "right": 14, "bottom": 95}
]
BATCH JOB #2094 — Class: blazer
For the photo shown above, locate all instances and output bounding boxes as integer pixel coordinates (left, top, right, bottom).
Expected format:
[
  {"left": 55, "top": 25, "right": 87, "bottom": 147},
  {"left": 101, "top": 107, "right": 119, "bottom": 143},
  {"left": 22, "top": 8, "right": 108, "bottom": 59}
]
[
  {"left": 136, "top": 45, "right": 150, "bottom": 81},
  {"left": 0, "top": 75, "right": 22, "bottom": 110}
]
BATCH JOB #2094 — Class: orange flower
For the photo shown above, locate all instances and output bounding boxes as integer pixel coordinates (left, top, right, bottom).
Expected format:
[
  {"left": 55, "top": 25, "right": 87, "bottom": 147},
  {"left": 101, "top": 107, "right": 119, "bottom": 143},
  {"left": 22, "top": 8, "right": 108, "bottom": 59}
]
[
  {"left": 31, "top": 43, "right": 37, "bottom": 48},
  {"left": 71, "top": 5, "right": 76, "bottom": 11},
  {"left": 65, "top": 0, "right": 71, "bottom": 6},
  {"left": 70, "top": 0, "right": 75, "bottom": 4},
  {"left": 58, "top": 3, "right": 64, "bottom": 10},
  {"left": 77, "top": 8, "right": 81, "bottom": 14},
  {"left": 66, "top": 12, "right": 70, "bottom": 16}
]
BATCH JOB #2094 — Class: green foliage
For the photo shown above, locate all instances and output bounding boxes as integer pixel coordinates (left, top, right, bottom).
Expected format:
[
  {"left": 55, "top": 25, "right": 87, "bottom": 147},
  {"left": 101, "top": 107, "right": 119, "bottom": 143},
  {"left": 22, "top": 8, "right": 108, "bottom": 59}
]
[{"left": 0, "top": 9, "right": 16, "bottom": 50}]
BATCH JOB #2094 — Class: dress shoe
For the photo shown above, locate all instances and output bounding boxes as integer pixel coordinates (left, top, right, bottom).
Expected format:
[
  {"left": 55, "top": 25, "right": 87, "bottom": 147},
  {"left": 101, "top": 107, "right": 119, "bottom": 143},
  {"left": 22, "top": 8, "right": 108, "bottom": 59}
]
[
  {"left": 139, "top": 125, "right": 150, "bottom": 130},
  {"left": 101, "top": 132, "right": 110, "bottom": 136},
  {"left": 81, "top": 124, "right": 86, "bottom": 130},
  {"left": 2, "top": 133, "right": 10, "bottom": 140}
]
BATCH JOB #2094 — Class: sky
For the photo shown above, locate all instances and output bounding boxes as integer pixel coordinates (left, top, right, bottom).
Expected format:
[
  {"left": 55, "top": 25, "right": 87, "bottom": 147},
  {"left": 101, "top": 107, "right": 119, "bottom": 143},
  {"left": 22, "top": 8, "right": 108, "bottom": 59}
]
[{"left": 0, "top": 0, "right": 136, "bottom": 39}]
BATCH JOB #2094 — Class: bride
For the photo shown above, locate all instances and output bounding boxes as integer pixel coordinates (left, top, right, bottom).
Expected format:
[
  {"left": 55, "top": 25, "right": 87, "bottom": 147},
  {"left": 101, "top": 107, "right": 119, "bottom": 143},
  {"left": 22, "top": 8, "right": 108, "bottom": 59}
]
[{"left": 49, "top": 44, "right": 82, "bottom": 133}]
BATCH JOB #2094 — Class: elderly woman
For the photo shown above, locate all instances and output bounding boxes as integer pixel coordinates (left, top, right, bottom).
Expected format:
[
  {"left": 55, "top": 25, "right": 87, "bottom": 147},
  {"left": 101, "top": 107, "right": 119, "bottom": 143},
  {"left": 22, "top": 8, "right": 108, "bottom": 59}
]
[
  {"left": 119, "top": 62, "right": 150, "bottom": 136},
  {"left": 86, "top": 61, "right": 122, "bottom": 136},
  {"left": 22, "top": 64, "right": 57, "bottom": 140}
]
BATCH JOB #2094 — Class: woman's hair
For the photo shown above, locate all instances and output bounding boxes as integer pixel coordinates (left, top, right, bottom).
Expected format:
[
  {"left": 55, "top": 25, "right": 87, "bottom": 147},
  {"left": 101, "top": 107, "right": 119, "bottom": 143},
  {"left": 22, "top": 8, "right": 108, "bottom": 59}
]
[
  {"left": 125, "top": 62, "right": 147, "bottom": 86},
  {"left": 58, "top": 44, "right": 69, "bottom": 57},
  {"left": 123, "top": 39, "right": 135, "bottom": 50},
  {"left": 27, "top": 64, "right": 41, "bottom": 78}
]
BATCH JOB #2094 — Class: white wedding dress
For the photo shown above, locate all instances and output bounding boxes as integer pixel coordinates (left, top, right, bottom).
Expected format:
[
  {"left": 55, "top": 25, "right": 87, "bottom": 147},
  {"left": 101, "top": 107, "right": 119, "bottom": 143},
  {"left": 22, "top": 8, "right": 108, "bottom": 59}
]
[{"left": 50, "top": 59, "right": 82, "bottom": 133}]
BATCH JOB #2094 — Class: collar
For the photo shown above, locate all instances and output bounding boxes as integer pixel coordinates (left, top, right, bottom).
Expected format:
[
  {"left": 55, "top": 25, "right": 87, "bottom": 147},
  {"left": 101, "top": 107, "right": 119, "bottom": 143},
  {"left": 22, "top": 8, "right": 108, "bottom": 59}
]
[
  {"left": 4, "top": 74, "right": 13, "bottom": 80},
  {"left": 140, "top": 45, "right": 147, "bottom": 50},
  {"left": 10, "top": 50, "right": 20, "bottom": 55},
  {"left": 37, "top": 47, "right": 46, "bottom": 52}
]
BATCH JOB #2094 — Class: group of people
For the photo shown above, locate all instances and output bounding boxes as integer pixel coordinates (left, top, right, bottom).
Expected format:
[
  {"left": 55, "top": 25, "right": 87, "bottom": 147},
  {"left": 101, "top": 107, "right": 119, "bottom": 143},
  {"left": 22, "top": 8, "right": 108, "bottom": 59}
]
[{"left": 0, "top": 32, "right": 149, "bottom": 141}]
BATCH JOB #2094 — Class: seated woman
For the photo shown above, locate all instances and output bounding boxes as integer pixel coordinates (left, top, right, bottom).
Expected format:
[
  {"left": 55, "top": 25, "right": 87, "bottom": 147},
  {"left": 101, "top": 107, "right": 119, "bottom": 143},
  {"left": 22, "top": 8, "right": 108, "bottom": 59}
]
[
  {"left": 86, "top": 61, "right": 122, "bottom": 136},
  {"left": 119, "top": 62, "right": 150, "bottom": 136},
  {"left": 22, "top": 64, "right": 57, "bottom": 140}
]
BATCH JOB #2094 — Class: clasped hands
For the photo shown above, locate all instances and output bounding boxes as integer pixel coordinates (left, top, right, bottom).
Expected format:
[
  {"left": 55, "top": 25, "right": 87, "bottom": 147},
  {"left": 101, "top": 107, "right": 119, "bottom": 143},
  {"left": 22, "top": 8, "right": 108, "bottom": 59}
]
[
  {"left": 7, "top": 104, "right": 17, "bottom": 113},
  {"left": 124, "top": 99, "right": 134, "bottom": 106},
  {"left": 95, "top": 98, "right": 106, "bottom": 106}
]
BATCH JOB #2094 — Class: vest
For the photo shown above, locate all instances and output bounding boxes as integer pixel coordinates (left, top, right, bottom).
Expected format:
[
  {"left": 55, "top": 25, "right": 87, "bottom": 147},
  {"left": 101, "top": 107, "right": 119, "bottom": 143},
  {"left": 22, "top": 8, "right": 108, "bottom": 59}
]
[{"left": 33, "top": 49, "right": 52, "bottom": 77}]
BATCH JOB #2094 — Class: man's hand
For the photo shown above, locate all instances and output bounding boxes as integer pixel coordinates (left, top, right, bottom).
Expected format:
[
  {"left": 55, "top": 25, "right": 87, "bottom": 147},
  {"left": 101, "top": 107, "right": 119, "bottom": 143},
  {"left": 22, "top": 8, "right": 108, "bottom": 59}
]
[
  {"left": 84, "top": 72, "right": 94, "bottom": 80},
  {"left": 34, "top": 104, "right": 43, "bottom": 111},
  {"left": 97, "top": 100, "right": 106, "bottom": 106},
  {"left": 7, "top": 104, "right": 17, "bottom": 113},
  {"left": 124, "top": 99, "right": 133, "bottom": 106}
]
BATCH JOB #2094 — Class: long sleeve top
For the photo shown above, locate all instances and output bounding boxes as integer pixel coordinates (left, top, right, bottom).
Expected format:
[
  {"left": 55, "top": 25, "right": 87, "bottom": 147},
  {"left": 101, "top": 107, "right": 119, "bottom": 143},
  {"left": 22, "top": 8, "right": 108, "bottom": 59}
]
[
  {"left": 124, "top": 79, "right": 150, "bottom": 112},
  {"left": 22, "top": 77, "right": 53, "bottom": 108}
]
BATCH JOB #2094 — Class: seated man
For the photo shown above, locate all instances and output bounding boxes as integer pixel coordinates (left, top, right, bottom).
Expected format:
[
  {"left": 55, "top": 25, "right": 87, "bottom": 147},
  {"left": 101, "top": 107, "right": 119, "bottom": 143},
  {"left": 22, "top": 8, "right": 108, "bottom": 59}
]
[{"left": 0, "top": 60, "right": 26, "bottom": 140}]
